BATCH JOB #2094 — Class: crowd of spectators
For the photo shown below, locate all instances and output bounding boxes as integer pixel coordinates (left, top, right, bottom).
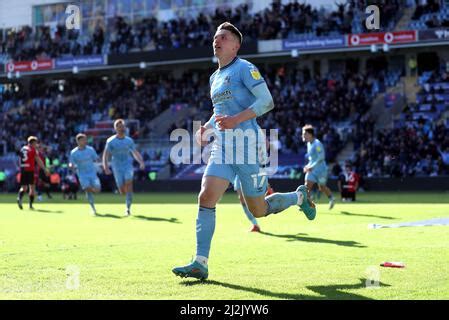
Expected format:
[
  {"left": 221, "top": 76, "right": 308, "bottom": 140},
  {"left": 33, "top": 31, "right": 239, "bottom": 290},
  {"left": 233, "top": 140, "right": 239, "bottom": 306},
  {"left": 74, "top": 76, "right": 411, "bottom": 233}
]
[
  {"left": 0, "top": 71, "right": 210, "bottom": 162},
  {"left": 0, "top": 0, "right": 408, "bottom": 62},
  {"left": 412, "top": 0, "right": 444, "bottom": 20},
  {"left": 11, "top": 62, "right": 371, "bottom": 178},
  {"left": 410, "top": 0, "right": 449, "bottom": 29},
  {"left": 256, "top": 66, "right": 375, "bottom": 161},
  {"left": 352, "top": 118, "right": 449, "bottom": 178},
  {"left": 351, "top": 67, "right": 449, "bottom": 178},
  {"left": 173, "top": 65, "right": 378, "bottom": 164},
  {"left": 2, "top": 63, "right": 448, "bottom": 180}
]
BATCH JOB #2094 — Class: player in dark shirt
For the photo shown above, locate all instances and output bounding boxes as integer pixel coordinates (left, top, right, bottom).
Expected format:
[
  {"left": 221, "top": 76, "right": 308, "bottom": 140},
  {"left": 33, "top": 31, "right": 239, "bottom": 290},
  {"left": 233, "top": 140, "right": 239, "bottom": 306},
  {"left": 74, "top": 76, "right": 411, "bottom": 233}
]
[{"left": 17, "top": 136, "right": 49, "bottom": 210}]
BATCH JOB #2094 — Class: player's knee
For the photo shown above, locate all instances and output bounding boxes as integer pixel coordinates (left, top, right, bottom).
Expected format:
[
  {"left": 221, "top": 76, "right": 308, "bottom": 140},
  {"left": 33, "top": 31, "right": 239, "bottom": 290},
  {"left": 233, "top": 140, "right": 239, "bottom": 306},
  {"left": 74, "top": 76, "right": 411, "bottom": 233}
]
[
  {"left": 198, "top": 189, "right": 216, "bottom": 207},
  {"left": 198, "top": 190, "right": 209, "bottom": 204}
]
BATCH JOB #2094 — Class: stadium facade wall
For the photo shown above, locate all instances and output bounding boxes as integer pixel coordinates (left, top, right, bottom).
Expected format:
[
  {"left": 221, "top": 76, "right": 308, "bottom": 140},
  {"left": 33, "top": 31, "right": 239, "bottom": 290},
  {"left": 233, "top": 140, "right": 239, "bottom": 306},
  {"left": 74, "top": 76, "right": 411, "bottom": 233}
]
[
  {"left": 107, "top": 41, "right": 258, "bottom": 65},
  {"left": 133, "top": 177, "right": 449, "bottom": 193},
  {"left": 0, "top": 0, "right": 69, "bottom": 28}
]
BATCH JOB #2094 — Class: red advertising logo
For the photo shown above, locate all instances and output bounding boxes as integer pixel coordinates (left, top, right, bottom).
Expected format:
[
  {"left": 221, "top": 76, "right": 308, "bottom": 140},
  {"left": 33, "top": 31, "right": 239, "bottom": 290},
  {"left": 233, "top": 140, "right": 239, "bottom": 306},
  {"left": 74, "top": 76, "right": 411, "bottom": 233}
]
[
  {"left": 348, "top": 31, "right": 417, "bottom": 46},
  {"left": 6, "top": 59, "right": 53, "bottom": 73}
]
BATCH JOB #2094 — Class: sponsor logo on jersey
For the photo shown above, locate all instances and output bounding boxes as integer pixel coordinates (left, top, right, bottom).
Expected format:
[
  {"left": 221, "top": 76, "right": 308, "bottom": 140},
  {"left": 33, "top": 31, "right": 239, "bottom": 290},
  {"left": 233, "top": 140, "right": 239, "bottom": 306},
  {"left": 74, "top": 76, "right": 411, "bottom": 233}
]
[{"left": 250, "top": 69, "right": 261, "bottom": 80}]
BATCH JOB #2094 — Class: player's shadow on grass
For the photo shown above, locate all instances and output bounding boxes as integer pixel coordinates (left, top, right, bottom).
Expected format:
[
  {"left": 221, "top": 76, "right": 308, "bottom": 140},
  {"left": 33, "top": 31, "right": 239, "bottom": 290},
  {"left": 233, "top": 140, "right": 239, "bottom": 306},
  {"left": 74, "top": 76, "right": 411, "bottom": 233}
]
[
  {"left": 259, "top": 232, "right": 366, "bottom": 248},
  {"left": 340, "top": 211, "right": 397, "bottom": 220},
  {"left": 95, "top": 213, "right": 123, "bottom": 219},
  {"left": 34, "top": 209, "right": 63, "bottom": 213},
  {"left": 133, "top": 215, "right": 180, "bottom": 224},
  {"left": 181, "top": 278, "right": 390, "bottom": 300}
]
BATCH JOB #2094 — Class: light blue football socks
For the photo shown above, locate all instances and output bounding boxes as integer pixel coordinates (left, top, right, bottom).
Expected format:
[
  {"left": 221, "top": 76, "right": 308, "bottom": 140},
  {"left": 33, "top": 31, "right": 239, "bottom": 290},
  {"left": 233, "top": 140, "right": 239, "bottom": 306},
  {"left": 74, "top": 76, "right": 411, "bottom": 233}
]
[
  {"left": 86, "top": 192, "right": 95, "bottom": 211},
  {"left": 242, "top": 203, "right": 258, "bottom": 225},
  {"left": 196, "top": 206, "right": 216, "bottom": 259},
  {"left": 265, "top": 192, "right": 298, "bottom": 215},
  {"left": 126, "top": 192, "right": 133, "bottom": 210}
]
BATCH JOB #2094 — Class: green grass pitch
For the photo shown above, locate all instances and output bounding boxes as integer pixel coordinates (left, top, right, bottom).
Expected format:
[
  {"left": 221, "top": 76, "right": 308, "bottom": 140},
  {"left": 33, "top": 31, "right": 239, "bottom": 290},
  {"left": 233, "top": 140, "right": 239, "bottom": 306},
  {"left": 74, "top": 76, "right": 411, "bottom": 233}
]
[{"left": 0, "top": 192, "right": 448, "bottom": 300}]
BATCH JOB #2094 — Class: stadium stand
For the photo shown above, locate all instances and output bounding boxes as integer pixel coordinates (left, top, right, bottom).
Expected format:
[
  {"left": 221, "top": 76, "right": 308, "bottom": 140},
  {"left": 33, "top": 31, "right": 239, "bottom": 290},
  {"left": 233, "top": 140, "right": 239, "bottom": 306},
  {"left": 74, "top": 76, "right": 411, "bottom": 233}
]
[
  {"left": 0, "top": 0, "right": 406, "bottom": 61},
  {"left": 410, "top": 0, "right": 449, "bottom": 29},
  {"left": 1, "top": 0, "right": 449, "bottom": 191},
  {"left": 352, "top": 67, "right": 449, "bottom": 177}
]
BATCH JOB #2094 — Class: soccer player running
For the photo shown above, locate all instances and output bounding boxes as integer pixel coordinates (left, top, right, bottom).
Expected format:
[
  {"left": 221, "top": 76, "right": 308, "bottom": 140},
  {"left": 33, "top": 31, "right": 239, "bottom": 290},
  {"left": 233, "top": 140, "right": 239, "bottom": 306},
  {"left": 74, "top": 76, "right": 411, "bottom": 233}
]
[
  {"left": 172, "top": 22, "right": 316, "bottom": 280},
  {"left": 69, "top": 133, "right": 101, "bottom": 216},
  {"left": 102, "top": 119, "right": 145, "bottom": 217},
  {"left": 302, "top": 125, "right": 335, "bottom": 210},
  {"left": 17, "top": 136, "right": 50, "bottom": 210}
]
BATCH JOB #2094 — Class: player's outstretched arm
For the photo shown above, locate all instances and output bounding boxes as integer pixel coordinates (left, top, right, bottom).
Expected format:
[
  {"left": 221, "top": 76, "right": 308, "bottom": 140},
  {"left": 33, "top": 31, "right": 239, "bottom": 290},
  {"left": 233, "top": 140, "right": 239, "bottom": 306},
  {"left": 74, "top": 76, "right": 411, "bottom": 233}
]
[{"left": 132, "top": 150, "right": 145, "bottom": 170}]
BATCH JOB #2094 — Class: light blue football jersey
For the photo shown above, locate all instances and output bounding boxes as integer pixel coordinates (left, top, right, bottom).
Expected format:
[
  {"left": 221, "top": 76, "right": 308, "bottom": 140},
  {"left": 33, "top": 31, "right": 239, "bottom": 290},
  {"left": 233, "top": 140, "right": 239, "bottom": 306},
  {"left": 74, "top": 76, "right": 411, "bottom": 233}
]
[
  {"left": 209, "top": 57, "right": 266, "bottom": 164},
  {"left": 105, "top": 135, "right": 136, "bottom": 168},
  {"left": 306, "top": 139, "right": 327, "bottom": 172},
  {"left": 69, "top": 146, "right": 98, "bottom": 176}
]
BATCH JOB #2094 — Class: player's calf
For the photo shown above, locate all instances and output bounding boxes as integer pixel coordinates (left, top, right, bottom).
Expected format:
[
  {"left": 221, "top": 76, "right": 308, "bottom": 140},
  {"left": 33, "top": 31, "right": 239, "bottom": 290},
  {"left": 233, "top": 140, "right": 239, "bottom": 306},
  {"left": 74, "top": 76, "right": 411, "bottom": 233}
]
[{"left": 246, "top": 201, "right": 268, "bottom": 218}]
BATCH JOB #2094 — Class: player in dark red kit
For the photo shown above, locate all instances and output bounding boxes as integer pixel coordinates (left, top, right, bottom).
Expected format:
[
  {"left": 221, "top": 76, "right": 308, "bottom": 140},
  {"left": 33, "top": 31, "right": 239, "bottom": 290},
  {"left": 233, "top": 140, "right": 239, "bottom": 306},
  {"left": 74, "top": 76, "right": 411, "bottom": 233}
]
[
  {"left": 17, "top": 136, "right": 50, "bottom": 210},
  {"left": 35, "top": 143, "right": 52, "bottom": 201},
  {"left": 338, "top": 163, "right": 360, "bottom": 202}
]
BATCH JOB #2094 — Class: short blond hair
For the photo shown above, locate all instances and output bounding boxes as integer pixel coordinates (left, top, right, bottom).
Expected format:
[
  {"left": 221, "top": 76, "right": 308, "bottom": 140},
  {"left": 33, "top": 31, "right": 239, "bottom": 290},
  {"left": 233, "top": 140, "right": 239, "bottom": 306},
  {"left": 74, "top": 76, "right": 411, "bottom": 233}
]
[
  {"left": 114, "top": 119, "right": 125, "bottom": 128},
  {"left": 76, "top": 133, "right": 87, "bottom": 142},
  {"left": 302, "top": 124, "right": 315, "bottom": 136},
  {"left": 27, "top": 136, "right": 38, "bottom": 144}
]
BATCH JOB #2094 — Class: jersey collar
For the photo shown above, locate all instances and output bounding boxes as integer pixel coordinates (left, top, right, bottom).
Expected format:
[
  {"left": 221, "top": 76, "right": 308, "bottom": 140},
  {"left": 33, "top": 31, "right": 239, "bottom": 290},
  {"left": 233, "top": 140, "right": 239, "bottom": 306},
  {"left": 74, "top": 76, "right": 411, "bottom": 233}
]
[{"left": 219, "top": 56, "right": 238, "bottom": 71}]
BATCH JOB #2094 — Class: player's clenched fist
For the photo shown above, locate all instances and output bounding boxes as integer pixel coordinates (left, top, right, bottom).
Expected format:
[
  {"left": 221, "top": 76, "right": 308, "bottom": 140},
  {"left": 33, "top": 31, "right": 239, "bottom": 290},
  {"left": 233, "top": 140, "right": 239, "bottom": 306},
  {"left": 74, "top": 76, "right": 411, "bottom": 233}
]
[
  {"left": 303, "top": 166, "right": 312, "bottom": 173},
  {"left": 215, "top": 114, "right": 238, "bottom": 130}
]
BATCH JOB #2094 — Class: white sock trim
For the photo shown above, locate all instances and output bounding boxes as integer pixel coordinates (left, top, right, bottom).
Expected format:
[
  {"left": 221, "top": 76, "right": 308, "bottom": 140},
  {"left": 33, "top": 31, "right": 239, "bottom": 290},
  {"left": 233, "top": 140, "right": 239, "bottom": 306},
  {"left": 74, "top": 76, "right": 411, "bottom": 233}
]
[
  {"left": 297, "top": 191, "right": 304, "bottom": 206},
  {"left": 195, "top": 255, "right": 208, "bottom": 267}
]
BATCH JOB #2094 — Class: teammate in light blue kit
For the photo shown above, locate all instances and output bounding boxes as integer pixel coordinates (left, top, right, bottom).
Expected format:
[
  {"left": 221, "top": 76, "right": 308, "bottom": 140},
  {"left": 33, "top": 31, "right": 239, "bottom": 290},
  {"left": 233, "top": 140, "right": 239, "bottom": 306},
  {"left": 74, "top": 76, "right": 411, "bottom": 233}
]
[
  {"left": 234, "top": 175, "right": 260, "bottom": 231},
  {"left": 234, "top": 137, "right": 276, "bottom": 233},
  {"left": 172, "top": 22, "right": 317, "bottom": 280},
  {"left": 69, "top": 133, "right": 101, "bottom": 216},
  {"left": 302, "top": 124, "right": 335, "bottom": 210},
  {"left": 102, "top": 119, "right": 145, "bottom": 217}
]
